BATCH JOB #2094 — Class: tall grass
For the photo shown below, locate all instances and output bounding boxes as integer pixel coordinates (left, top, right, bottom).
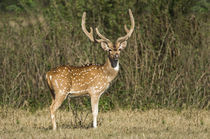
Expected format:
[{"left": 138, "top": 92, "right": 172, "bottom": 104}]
[{"left": 0, "top": 6, "right": 209, "bottom": 111}]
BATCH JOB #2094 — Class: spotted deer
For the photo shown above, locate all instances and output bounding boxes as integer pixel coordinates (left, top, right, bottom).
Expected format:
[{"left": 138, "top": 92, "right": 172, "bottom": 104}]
[{"left": 46, "top": 9, "right": 135, "bottom": 130}]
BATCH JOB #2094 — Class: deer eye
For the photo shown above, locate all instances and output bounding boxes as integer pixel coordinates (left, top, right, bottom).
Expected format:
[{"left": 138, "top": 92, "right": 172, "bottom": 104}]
[
  {"left": 118, "top": 48, "right": 121, "bottom": 51},
  {"left": 109, "top": 49, "right": 112, "bottom": 52}
]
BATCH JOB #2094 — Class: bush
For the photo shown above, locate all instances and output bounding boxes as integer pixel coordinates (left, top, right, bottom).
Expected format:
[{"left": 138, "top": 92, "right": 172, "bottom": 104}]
[{"left": 0, "top": 0, "right": 209, "bottom": 110}]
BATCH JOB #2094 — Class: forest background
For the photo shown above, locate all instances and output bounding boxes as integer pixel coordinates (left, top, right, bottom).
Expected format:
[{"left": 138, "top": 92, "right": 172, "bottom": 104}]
[{"left": 0, "top": 0, "right": 209, "bottom": 111}]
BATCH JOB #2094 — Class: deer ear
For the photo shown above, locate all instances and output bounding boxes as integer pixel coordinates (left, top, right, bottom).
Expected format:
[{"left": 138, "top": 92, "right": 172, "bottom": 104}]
[
  {"left": 119, "top": 41, "right": 127, "bottom": 50},
  {"left": 101, "top": 42, "right": 110, "bottom": 51}
]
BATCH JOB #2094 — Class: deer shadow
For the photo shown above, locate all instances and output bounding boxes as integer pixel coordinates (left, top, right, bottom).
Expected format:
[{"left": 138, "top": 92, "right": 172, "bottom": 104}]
[{"left": 34, "top": 118, "right": 103, "bottom": 131}]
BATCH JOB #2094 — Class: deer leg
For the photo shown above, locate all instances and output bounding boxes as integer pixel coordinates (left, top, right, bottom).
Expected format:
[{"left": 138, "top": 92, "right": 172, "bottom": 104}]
[
  {"left": 50, "top": 90, "right": 55, "bottom": 112},
  {"left": 50, "top": 93, "right": 67, "bottom": 130},
  {"left": 91, "top": 95, "right": 100, "bottom": 128}
]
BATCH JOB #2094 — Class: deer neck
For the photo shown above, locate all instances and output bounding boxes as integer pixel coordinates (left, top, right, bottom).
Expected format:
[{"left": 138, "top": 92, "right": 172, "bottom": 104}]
[{"left": 102, "top": 56, "right": 119, "bottom": 82}]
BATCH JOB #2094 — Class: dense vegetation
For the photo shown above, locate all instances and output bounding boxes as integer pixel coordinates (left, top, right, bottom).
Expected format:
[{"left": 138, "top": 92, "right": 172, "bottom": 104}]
[{"left": 0, "top": 0, "right": 209, "bottom": 111}]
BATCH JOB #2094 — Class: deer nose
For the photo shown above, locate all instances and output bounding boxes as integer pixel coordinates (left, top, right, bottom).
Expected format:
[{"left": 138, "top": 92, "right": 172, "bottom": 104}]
[{"left": 114, "top": 54, "right": 119, "bottom": 59}]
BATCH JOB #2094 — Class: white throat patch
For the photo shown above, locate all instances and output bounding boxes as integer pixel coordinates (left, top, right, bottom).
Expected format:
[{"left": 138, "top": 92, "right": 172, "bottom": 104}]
[{"left": 114, "top": 62, "right": 119, "bottom": 71}]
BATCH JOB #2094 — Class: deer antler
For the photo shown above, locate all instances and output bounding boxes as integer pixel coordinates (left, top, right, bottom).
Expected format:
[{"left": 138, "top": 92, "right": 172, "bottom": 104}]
[
  {"left": 82, "top": 12, "right": 111, "bottom": 44},
  {"left": 82, "top": 9, "right": 134, "bottom": 44},
  {"left": 124, "top": 25, "right": 129, "bottom": 33},
  {"left": 95, "top": 27, "right": 111, "bottom": 43},
  {"left": 116, "top": 9, "right": 135, "bottom": 43},
  {"left": 81, "top": 12, "right": 94, "bottom": 42}
]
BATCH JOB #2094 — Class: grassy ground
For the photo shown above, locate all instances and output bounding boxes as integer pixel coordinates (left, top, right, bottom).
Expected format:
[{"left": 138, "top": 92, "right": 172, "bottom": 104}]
[{"left": 0, "top": 107, "right": 209, "bottom": 139}]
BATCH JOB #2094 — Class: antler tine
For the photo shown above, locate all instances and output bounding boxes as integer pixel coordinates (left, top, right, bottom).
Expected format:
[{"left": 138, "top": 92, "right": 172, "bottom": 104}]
[
  {"left": 95, "top": 27, "right": 111, "bottom": 43},
  {"left": 81, "top": 12, "right": 94, "bottom": 42},
  {"left": 124, "top": 25, "right": 129, "bottom": 33},
  {"left": 117, "top": 9, "right": 135, "bottom": 43}
]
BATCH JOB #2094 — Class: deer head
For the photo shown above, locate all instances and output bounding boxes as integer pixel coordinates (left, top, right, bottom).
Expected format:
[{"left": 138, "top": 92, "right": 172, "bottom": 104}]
[{"left": 81, "top": 9, "right": 135, "bottom": 67}]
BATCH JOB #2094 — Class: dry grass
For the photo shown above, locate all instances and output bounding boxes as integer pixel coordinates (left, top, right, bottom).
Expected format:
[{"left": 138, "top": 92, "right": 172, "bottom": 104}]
[{"left": 0, "top": 107, "right": 209, "bottom": 139}]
